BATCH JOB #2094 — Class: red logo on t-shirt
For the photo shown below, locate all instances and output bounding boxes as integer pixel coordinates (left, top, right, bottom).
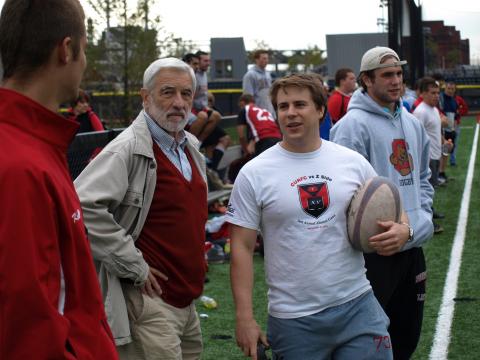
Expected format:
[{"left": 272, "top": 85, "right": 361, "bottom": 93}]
[{"left": 298, "top": 182, "right": 330, "bottom": 218}]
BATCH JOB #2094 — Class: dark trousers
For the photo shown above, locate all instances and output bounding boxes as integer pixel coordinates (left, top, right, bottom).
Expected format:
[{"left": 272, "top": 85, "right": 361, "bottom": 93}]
[
  {"left": 255, "top": 137, "right": 281, "bottom": 156},
  {"left": 364, "top": 247, "right": 426, "bottom": 360},
  {"left": 429, "top": 158, "right": 440, "bottom": 186}
]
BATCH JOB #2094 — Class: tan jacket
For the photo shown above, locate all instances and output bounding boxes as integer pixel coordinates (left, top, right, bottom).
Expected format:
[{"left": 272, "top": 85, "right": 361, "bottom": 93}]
[{"left": 74, "top": 111, "right": 207, "bottom": 345}]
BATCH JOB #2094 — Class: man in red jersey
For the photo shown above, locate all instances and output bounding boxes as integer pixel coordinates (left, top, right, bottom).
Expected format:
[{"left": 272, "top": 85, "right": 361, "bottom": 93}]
[
  {"left": 0, "top": 1, "right": 118, "bottom": 359},
  {"left": 236, "top": 93, "right": 282, "bottom": 156},
  {"left": 75, "top": 58, "right": 207, "bottom": 359}
]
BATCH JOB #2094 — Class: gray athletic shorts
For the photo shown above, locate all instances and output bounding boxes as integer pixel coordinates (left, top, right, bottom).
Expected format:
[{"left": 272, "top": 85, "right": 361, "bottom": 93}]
[{"left": 267, "top": 290, "right": 393, "bottom": 360}]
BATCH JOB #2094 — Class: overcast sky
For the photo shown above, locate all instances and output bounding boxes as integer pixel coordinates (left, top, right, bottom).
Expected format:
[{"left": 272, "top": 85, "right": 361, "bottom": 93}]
[{"left": 1, "top": 0, "right": 479, "bottom": 64}]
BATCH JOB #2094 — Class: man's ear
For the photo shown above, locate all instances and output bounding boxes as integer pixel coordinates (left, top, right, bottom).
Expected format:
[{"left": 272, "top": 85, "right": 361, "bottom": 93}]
[
  {"left": 140, "top": 88, "right": 150, "bottom": 108},
  {"left": 58, "top": 37, "right": 73, "bottom": 64},
  {"left": 317, "top": 105, "right": 325, "bottom": 122},
  {"left": 362, "top": 74, "right": 373, "bottom": 88}
]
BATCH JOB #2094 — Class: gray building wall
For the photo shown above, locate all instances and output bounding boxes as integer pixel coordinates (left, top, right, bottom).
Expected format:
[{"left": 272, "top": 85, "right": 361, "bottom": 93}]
[
  {"left": 326, "top": 33, "right": 388, "bottom": 77},
  {"left": 210, "top": 37, "right": 247, "bottom": 81}
]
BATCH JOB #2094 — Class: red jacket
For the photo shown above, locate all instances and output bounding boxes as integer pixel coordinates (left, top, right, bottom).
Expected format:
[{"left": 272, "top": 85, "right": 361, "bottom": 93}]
[
  {"left": 455, "top": 95, "right": 469, "bottom": 122},
  {"left": 0, "top": 89, "right": 118, "bottom": 359},
  {"left": 327, "top": 90, "right": 351, "bottom": 124}
]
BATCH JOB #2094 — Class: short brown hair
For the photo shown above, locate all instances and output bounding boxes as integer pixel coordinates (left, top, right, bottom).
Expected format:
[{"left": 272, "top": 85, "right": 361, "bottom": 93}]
[
  {"left": 418, "top": 77, "right": 439, "bottom": 93},
  {"left": 335, "top": 68, "right": 354, "bottom": 87},
  {"left": 0, "top": 0, "right": 85, "bottom": 80},
  {"left": 359, "top": 70, "right": 375, "bottom": 92},
  {"left": 270, "top": 73, "right": 327, "bottom": 122},
  {"left": 239, "top": 93, "right": 254, "bottom": 104},
  {"left": 253, "top": 49, "right": 269, "bottom": 60}
]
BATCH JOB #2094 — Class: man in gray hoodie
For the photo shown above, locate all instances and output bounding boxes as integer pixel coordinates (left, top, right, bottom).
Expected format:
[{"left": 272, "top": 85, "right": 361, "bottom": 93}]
[
  {"left": 242, "top": 49, "right": 275, "bottom": 116},
  {"left": 331, "top": 47, "right": 434, "bottom": 360}
]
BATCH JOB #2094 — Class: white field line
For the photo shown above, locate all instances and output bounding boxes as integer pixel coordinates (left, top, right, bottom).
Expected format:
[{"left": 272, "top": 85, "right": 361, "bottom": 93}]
[{"left": 429, "top": 123, "right": 479, "bottom": 360}]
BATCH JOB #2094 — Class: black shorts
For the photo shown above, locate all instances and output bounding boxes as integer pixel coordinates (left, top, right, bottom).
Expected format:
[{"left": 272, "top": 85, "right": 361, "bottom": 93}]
[
  {"left": 201, "top": 126, "right": 227, "bottom": 148},
  {"left": 255, "top": 137, "right": 281, "bottom": 155},
  {"left": 364, "top": 247, "right": 426, "bottom": 360}
]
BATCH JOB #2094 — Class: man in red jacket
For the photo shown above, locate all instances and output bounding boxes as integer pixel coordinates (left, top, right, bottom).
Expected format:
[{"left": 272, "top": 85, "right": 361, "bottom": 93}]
[
  {"left": 0, "top": 1, "right": 118, "bottom": 359},
  {"left": 327, "top": 68, "right": 356, "bottom": 124}
]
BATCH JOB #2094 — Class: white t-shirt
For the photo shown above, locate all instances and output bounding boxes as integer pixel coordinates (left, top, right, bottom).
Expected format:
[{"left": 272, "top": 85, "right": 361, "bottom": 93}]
[
  {"left": 413, "top": 102, "right": 442, "bottom": 160},
  {"left": 227, "top": 141, "right": 377, "bottom": 319}
]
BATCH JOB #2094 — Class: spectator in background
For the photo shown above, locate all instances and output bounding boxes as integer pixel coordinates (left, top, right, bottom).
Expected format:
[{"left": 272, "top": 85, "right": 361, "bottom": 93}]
[
  {"left": 236, "top": 93, "right": 282, "bottom": 157},
  {"left": 402, "top": 80, "right": 417, "bottom": 110},
  {"left": 242, "top": 49, "right": 276, "bottom": 116},
  {"left": 67, "top": 89, "right": 105, "bottom": 133},
  {"left": 413, "top": 78, "right": 442, "bottom": 187},
  {"left": 455, "top": 90, "right": 469, "bottom": 121},
  {"left": 208, "top": 91, "right": 221, "bottom": 112},
  {"left": 328, "top": 67, "right": 356, "bottom": 124},
  {"left": 331, "top": 46, "right": 434, "bottom": 360},
  {"left": 400, "top": 82, "right": 412, "bottom": 112},
  {"left": 438, "top": 81, "right": 457, "bottom": 178},
  {"left": 410, "top": 78, "right": 423, "bottom": 113},
  {"left": 453, "top": 89, "right": 469, "bottom": 165},
  {"left": 439, "top": 81, "right": 468, "bottom": 167},
  {"left": 183, "top": 53, "right": 216, "bottom": 146},
  {"left": 0, "top": 0, "right": 117, "bottom": 359},
  {"left": 412, "top": 77, "right": 445, "bottom": 234},
  {"left": 75, "top": 58, "right": 208, "bottom": 359},
  {"left": 193, "top": 50, "right": 230, "bottom": 173},
  {"left": 319, "top": 77, "right": 332, "bottom": 140},
  {"left": 183, "top": 52, "right": 200, "bottom": 72}
]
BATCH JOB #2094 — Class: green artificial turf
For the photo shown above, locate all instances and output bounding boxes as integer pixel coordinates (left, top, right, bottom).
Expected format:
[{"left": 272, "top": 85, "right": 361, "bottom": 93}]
[
  {"left": 196, "top": 255, "right": 268, "bottom": 360},
  {"left": 412, "top": 118, "right": 479, "bottom": 359},
  {"left": 448, "top": 120, "right": 480, "bottom": 359}
]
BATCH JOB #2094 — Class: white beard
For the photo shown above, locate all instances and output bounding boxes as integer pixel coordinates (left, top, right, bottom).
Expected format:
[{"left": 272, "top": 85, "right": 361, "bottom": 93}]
[{"left": 147, "top": 102, "right": 188, "bottom": 134}]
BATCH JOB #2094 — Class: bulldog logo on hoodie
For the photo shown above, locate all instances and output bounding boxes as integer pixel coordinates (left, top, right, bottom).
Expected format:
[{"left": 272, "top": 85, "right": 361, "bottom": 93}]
[{"left": 390, "top": 139, "right": 414, "bottom": 176}]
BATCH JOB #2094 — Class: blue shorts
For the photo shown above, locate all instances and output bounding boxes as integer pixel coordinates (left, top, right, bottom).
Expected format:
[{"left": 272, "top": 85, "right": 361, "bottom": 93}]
[{"left": 267, "top": 290, "right": 393, "bottom": 360}]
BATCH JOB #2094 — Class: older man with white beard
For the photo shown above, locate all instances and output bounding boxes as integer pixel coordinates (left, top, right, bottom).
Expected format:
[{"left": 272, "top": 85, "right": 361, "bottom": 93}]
[{"left": 75, "top": 58, "right": 208, "bottom": 360}]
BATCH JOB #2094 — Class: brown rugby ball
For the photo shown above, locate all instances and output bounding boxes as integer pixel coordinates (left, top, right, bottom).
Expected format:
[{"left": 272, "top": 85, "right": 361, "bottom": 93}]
[{"left": 347, "top": 176, "right": 402, "bottom": 253}]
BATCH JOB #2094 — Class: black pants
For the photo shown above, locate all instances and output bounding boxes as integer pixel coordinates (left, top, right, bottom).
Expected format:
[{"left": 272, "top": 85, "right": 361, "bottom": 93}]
[
  {"left": 201, "top": 125, "right": 227, "bottom": 148},
  {"left": 364, "top": 247, "right": 426, "bottom": 360},
  {"left": 255, "top": 137, "right": 281, "bottom": 156},
  {"left": 429, "top": 159, "right": 440, "bottom": 187}
]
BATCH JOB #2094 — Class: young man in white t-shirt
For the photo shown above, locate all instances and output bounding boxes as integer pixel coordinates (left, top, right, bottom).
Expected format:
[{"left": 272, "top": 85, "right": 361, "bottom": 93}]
[
  {"left": 413, "top": 77, "right": 442, "bottom": 187},
  {"left": 227, "top": 73, "right": 393, "bottom": 359}
]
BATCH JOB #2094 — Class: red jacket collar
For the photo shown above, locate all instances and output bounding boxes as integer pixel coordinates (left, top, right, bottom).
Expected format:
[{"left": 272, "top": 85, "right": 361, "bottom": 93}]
[{"left": 0, "top": 88, "right": 79, "bottom": 151}]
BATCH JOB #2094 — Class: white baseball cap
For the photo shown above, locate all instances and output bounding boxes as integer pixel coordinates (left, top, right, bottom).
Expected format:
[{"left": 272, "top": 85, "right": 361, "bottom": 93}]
[{"left": 360, "top": 46, "right": 407, "bottom": 72}]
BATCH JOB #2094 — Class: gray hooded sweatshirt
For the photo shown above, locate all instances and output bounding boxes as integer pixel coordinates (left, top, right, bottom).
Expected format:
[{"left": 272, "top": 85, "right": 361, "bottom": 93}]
[
  {"left": 331, "top": 89, "right": 434, "bottom": 249},
  {"left": 242, "top": 65, "right": 275, "bottom": 116}
]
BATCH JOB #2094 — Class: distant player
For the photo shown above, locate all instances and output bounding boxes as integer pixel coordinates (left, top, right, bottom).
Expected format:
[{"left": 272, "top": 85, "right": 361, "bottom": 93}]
[
  {"left": 236, "top": 93, "right": 282, "bottom": 156},
  {"left": 242, "top": 49, "right": 275, "bottom": 116}
]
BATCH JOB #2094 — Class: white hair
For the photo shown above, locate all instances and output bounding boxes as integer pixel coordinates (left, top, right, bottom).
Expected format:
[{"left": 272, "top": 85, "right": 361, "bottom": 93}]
[{"left": 143, "top": 57, "right": 196, "bottom": 91}]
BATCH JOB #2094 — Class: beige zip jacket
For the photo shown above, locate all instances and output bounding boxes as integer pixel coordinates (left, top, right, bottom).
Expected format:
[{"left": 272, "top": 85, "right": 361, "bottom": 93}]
[{"left": 74, "top": 111, "right": 207, "bottom": 345}]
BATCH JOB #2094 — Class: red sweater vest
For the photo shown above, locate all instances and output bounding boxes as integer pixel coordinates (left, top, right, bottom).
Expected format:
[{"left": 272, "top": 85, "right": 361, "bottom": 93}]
[{"left": 136, "top": 142, "right": 207, "bottom": 307}]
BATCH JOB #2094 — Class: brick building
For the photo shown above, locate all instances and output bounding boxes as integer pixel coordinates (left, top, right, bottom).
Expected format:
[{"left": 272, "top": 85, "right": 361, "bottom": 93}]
[{"left": 423, "top": 20, "right": 470, "bottom": 70}]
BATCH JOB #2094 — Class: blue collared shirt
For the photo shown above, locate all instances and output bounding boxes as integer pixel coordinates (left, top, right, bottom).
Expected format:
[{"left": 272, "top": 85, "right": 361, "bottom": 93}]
[
  {"left": 382, "top": 102, "right": 402, "bottom": 118},
  {"left": 144, "top": 110, "right": 192, "bottom": 181}
]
